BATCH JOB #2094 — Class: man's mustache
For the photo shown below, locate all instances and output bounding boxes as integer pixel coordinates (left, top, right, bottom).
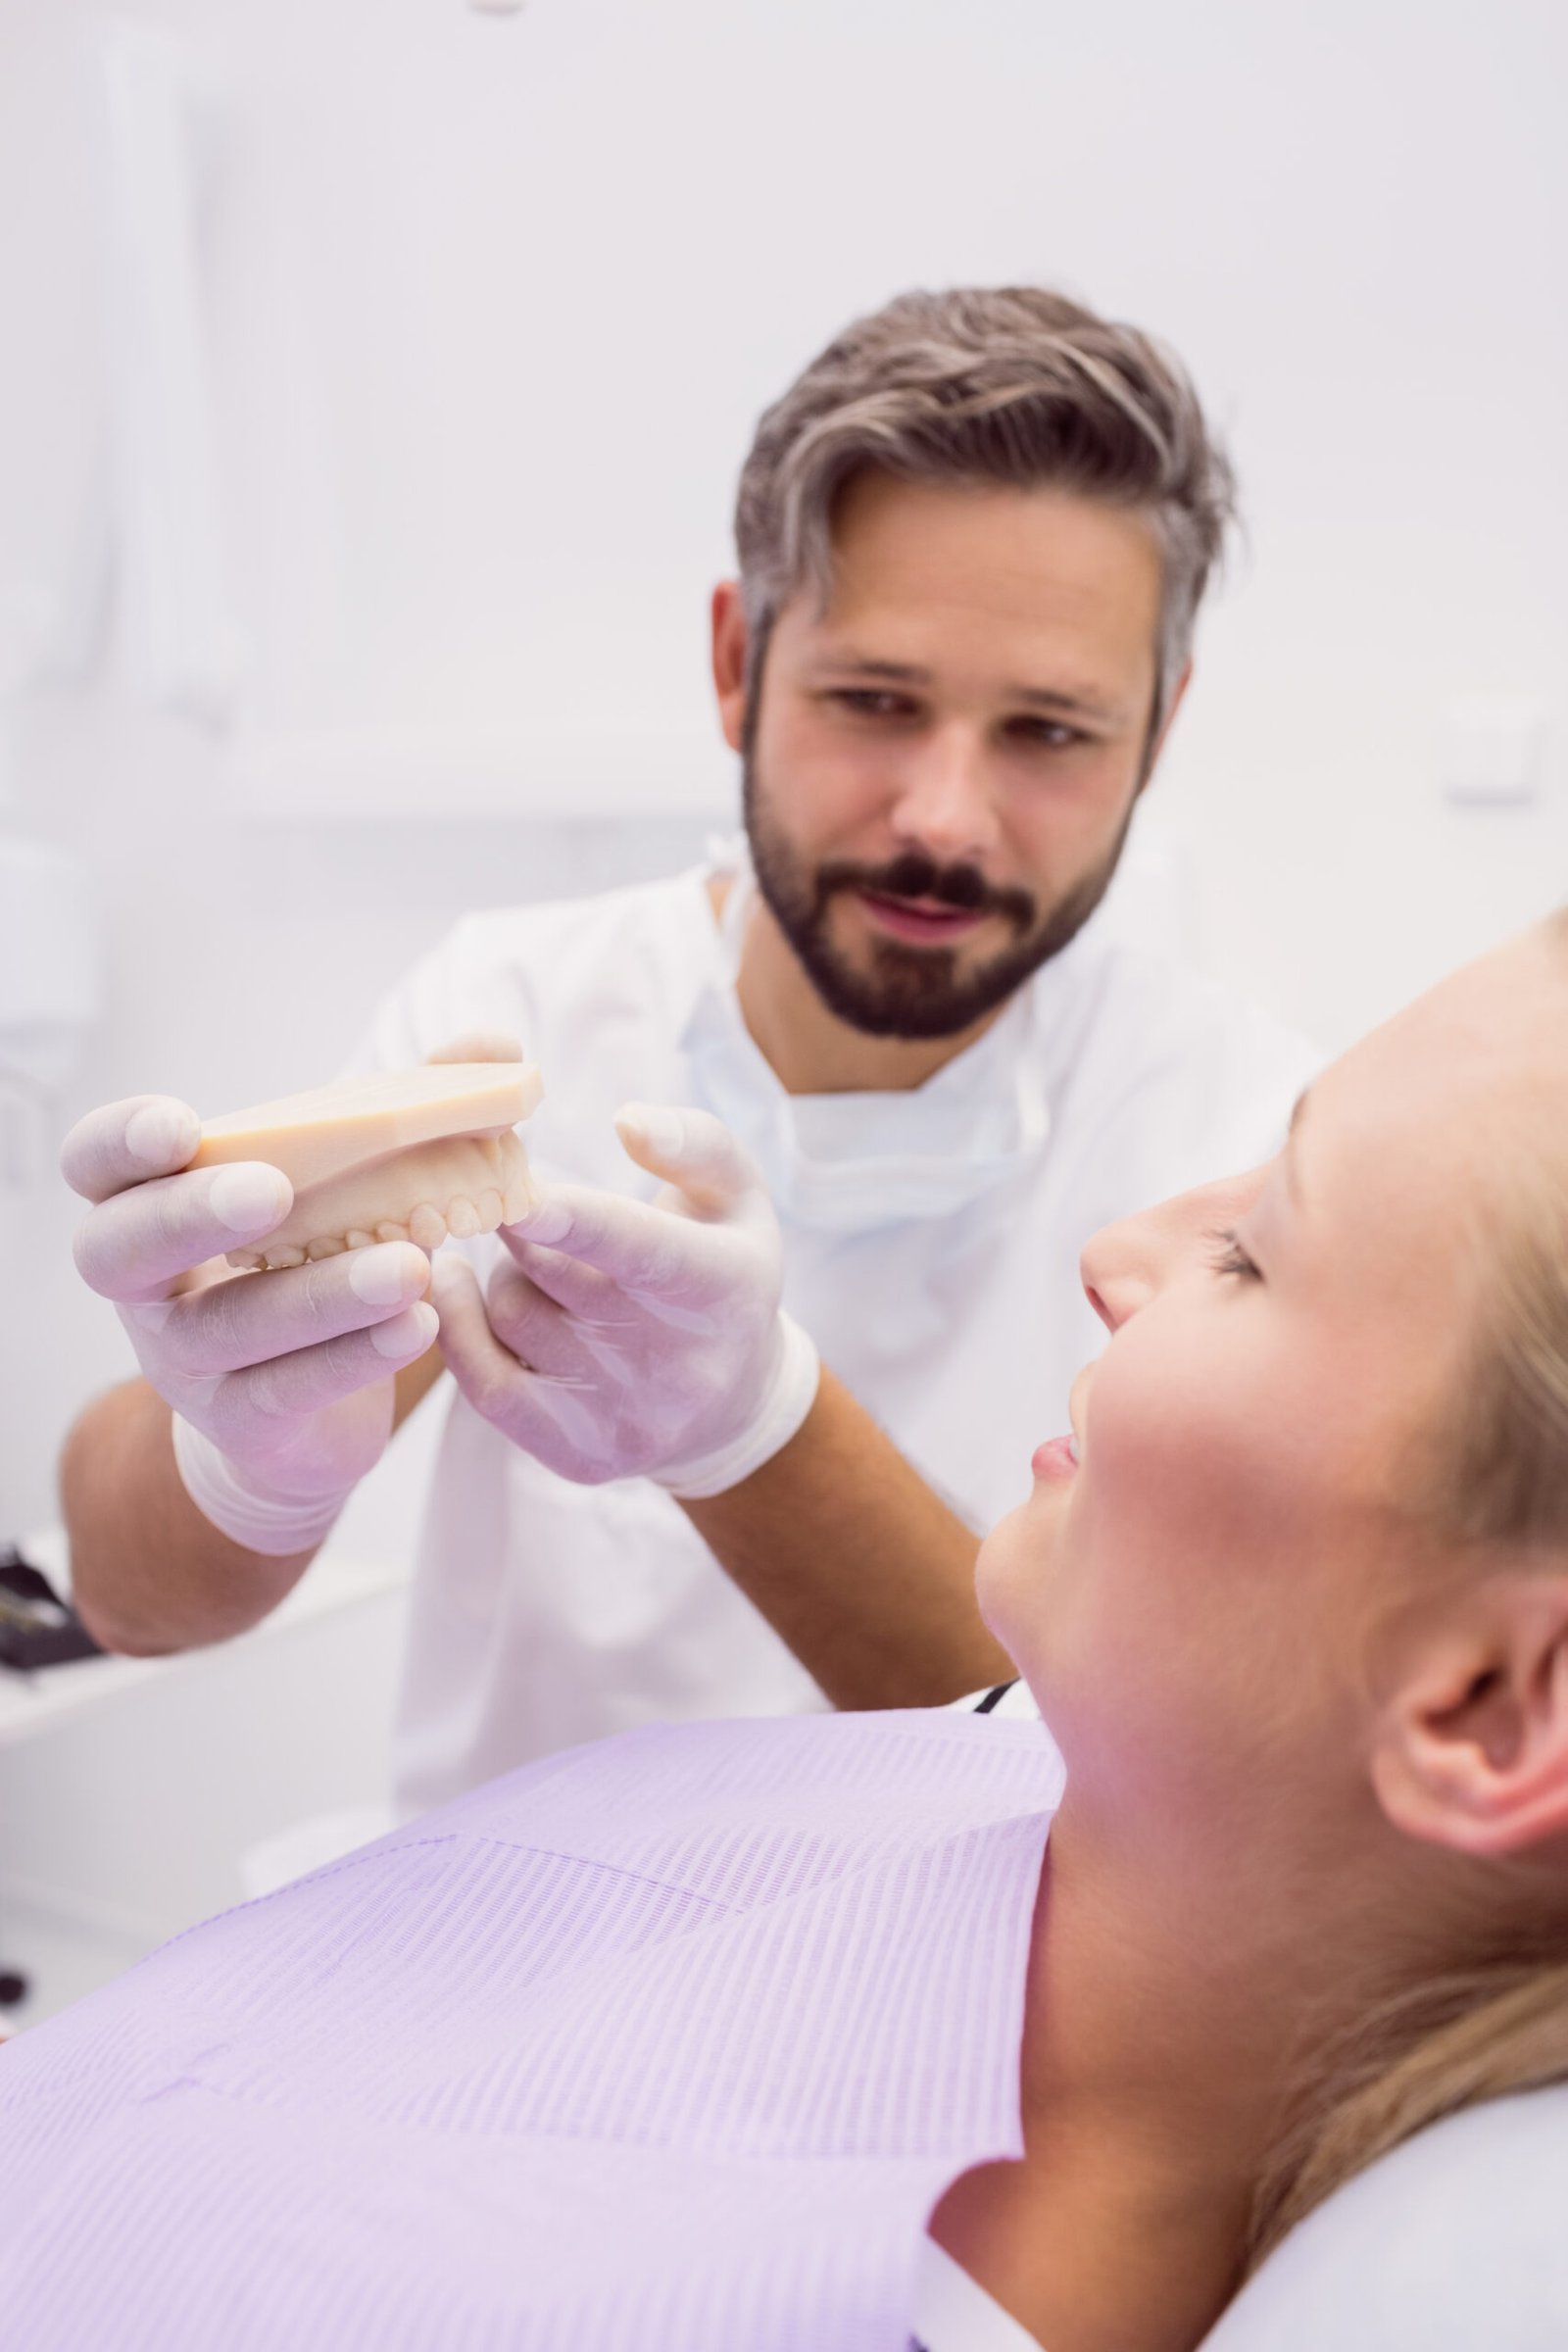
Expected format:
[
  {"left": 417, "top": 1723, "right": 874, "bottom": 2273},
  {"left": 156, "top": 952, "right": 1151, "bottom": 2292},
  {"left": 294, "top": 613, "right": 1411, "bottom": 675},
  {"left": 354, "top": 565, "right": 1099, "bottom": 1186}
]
[{"left": 815, "top": 852, "right": 1037, "bottom": 934}]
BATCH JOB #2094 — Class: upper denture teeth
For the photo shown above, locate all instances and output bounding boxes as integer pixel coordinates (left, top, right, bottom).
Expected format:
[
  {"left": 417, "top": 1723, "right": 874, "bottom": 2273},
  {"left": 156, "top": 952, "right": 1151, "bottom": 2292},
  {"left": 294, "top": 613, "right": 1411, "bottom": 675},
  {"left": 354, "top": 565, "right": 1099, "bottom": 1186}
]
[
  {"left": 445, "top": 1195, "right": 481, "bottom": 1240},
  {"left": 408, "top": 1202, "right": 448, "bottom": 1250}
]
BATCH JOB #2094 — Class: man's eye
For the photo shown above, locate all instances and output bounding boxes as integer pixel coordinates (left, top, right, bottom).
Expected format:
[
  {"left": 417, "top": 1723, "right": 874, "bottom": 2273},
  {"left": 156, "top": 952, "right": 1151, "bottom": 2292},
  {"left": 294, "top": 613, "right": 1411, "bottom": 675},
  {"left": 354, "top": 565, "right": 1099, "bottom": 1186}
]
[
  {"left": 1205, "top": 1227, "right": 1262, "bottom": 1282},
  {"left": 831, "top": 689, "right": 913, "bottom": 719},
  {"left": 1006, "top": 715, "right": 1083, "bottom": 750}
]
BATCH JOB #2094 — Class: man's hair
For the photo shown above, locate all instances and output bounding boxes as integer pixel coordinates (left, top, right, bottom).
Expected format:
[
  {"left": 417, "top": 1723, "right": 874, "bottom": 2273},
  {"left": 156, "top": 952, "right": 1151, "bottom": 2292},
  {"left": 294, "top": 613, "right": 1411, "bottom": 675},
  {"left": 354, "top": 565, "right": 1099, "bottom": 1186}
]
[{"left": 733, "top": 285, "right": 1238, "bottom": 730}]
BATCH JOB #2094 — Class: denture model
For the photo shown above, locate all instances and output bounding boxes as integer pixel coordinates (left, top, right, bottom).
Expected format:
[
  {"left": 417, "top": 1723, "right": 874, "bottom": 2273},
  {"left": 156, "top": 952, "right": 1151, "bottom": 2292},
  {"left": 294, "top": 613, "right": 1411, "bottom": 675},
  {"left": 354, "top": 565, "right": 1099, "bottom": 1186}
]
[{"left": 190, "top": 1063, "right": 544, "bottom": 1271}]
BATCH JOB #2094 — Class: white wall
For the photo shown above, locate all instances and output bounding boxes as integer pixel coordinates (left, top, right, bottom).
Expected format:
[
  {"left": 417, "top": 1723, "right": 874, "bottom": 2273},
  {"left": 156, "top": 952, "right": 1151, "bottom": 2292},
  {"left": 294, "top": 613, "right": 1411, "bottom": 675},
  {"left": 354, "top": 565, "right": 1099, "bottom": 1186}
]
[{"left": 2, "top": 0, "right": 1565, "bottom": 1545}]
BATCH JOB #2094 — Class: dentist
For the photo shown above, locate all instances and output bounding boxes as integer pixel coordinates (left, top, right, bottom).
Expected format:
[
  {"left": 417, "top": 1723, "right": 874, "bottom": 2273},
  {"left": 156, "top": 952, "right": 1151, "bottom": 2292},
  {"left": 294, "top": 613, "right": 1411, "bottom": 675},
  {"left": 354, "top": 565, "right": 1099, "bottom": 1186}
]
[{"left": 60, "top": 285, "right": 1317, "bottom": 1810}]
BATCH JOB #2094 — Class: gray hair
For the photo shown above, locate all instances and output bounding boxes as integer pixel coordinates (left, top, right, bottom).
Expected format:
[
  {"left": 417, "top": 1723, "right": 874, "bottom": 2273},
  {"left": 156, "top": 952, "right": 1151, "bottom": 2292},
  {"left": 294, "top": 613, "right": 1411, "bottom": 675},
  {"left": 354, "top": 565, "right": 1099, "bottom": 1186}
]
[{"left": 733, "top": 285, "right": 1237, "bottom": 733}]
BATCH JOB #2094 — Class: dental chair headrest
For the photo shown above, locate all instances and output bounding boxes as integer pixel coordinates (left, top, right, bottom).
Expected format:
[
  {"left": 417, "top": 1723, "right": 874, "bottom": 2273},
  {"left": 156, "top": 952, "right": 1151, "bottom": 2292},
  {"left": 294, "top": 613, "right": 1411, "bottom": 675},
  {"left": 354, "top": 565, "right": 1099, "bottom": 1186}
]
[{"left": 1199, "top": 2084, "right": 1568, "bottom": 2349}]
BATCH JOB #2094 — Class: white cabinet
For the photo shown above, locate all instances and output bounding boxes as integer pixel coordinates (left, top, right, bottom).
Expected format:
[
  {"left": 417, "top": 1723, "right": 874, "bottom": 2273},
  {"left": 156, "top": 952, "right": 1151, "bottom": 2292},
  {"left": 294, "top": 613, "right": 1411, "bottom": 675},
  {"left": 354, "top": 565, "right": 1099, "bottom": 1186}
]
[{"left": 0, "top": 1547, "right": 407, "bottom": 2027}]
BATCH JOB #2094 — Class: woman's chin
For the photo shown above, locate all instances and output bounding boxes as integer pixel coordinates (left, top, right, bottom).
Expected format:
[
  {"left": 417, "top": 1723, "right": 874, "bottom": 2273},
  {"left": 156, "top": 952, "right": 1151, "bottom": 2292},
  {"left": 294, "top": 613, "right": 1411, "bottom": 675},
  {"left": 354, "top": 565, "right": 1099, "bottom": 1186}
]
[{"left": 975, "top": 1510, "right": 1043, "bottom": 1648}]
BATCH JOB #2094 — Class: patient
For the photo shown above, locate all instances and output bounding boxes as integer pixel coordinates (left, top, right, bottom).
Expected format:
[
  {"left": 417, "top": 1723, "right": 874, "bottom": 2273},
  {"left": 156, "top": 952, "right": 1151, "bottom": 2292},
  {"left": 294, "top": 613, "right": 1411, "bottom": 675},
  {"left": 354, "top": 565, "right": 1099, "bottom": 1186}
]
[{"left": 3, "top": 918, "right": 1566, "bottom": 2352}]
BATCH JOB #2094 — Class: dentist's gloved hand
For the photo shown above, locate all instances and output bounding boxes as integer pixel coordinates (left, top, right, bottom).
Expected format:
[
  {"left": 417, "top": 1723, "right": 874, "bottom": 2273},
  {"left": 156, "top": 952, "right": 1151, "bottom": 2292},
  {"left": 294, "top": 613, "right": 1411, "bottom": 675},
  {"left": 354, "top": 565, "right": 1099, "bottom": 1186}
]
[
  {"left": 62, "top": 1094, "right": 438, "bottom": 1554},
  {"left": 430, "top": 1104, "right": 820, "bottom": 1495}
]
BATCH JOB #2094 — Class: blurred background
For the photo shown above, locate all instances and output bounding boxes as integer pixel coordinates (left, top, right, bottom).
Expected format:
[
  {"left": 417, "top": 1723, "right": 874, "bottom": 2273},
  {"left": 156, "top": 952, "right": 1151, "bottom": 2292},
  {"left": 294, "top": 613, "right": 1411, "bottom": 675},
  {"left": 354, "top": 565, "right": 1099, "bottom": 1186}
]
[{"left": 1, "top": 0, "right": 1563, "bottom": 2018}]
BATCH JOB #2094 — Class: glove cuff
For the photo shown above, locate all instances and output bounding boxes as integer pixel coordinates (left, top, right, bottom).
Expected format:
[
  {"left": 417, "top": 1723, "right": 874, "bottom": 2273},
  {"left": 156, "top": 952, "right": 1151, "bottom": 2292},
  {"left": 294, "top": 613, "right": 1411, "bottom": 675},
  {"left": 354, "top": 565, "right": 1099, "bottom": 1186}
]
[
  {"left": 171, "top": 1416, "right": 354, "bottom": 1558},
  {"left": 654, "top": 1312, "right": 821, "bottom": 1501}
]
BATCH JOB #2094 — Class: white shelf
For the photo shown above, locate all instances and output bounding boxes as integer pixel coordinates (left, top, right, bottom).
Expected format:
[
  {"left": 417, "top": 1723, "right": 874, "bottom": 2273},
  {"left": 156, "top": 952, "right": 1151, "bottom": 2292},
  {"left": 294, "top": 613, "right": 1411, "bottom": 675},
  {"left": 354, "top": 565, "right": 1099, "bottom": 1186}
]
[
  {"left": 0, "top": 1538, "right": 411, "bottom": 2026},
  {"left": 0, "top": 1538, "right": 406, "bottom": 1750},
  {"left": 225, "top": 725, "right": 735, "bottom": 822}
]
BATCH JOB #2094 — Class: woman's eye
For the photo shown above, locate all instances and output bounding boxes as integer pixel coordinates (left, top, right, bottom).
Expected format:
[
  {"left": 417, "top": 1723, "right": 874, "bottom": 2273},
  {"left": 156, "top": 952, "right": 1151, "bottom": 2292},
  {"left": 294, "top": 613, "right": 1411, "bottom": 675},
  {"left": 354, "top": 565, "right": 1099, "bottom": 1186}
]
[{"left": 1205, "top": 1227, "right": 1262, "bottom": 1282}]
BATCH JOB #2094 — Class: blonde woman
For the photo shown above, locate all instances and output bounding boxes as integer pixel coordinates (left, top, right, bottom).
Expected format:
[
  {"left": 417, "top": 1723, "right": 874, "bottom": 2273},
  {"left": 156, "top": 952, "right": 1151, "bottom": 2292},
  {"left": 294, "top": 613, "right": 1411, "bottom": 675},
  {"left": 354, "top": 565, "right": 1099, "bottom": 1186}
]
[{"left": 9, "top": 915, "right": 1567, "bottom": 2350}]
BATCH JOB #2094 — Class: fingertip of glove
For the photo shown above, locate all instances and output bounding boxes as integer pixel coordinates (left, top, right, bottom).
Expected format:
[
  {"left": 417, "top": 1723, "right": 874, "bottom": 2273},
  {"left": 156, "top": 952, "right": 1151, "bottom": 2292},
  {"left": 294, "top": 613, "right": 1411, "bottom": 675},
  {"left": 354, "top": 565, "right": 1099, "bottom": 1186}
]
[
  {"left": 124, "top": 1100, "right": 202, "bottom": 1171},
  {"left": 345, "top": 1240, "right": 429, "bottom": 1308},
  {"left": 209, "top": 1163, "right": 293, "bottom": 1236},
  {"left": 614, "top": 1102, "right": 685, "bottom": 1161},
  {"left": 506, "top": 1196, "right": 573, "bottom": 1246},
  {"left": 369, "top": 1300, "right": 439, "bottom": 1359}
]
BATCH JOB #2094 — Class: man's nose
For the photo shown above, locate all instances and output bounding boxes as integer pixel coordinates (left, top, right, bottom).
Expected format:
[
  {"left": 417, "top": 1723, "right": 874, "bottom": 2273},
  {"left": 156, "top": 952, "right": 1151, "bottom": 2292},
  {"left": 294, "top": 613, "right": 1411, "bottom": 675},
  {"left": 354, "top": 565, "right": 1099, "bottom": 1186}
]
[{"left": 886, "top": 727, "right": 1001, "bottom": 864}]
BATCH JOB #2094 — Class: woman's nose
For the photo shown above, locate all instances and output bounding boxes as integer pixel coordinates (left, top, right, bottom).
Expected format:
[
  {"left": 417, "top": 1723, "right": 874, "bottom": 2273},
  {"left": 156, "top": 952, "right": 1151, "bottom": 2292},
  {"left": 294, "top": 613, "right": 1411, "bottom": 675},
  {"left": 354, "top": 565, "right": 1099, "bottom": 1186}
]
[
  {"left": 1079, "top": 1216, "right": 1157, "bottom": 1334},
  {"left": 1080, "top": 1166, "right": 1275, "bottom": 1333}
]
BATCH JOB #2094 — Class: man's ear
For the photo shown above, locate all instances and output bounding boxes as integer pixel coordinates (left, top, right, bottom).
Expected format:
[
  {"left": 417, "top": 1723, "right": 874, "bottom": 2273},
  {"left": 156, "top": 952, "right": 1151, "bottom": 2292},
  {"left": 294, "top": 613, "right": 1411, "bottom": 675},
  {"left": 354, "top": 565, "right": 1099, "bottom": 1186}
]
[
  {"left": 1371, "top": 1575, "right": 1568, "bottom": 1858},
  {"left": 710, "top": 581, "right": 750, "bottom": 754}
]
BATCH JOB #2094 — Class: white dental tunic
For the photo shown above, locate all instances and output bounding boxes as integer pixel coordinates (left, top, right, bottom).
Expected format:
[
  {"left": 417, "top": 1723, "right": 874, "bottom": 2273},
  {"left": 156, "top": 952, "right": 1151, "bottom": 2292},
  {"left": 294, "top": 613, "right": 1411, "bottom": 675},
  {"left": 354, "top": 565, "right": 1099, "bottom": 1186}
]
[{"left": 363, "top": 849, "right": 1317, "bottom": 1814}]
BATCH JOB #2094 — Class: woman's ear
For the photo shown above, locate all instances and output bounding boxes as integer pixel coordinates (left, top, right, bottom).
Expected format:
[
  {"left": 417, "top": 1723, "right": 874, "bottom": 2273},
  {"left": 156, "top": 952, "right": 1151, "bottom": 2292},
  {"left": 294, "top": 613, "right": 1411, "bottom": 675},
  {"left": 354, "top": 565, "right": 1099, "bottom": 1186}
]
[
  {"left": 710, "top": 581, "right": 750, "bottom": 753},
  {"left": 1371, "top": 1574, "right": 1568, "bottom": 1857}
]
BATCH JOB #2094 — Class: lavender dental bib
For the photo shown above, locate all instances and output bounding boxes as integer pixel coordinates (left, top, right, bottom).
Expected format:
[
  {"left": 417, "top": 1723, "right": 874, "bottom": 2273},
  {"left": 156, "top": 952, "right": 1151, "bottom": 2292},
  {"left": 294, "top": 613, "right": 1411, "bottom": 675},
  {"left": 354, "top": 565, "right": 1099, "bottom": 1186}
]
[{"left": 0, "top": 1708, "right": 1061, "bottom": 2350}]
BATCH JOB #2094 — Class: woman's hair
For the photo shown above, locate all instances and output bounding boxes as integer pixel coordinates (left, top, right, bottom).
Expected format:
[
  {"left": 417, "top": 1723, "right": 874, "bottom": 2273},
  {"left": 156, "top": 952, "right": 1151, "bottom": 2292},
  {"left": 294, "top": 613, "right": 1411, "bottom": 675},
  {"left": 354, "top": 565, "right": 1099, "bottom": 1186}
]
[
  {"left": 1248, "top": 908, "right": 1568, "bottom": 2271},
  {"left": 1250, "top": 1954, "right": 1568, "bottom": 2269},
  {"left": 732, "top": 285, "right": 1236, "bottom": 736}
]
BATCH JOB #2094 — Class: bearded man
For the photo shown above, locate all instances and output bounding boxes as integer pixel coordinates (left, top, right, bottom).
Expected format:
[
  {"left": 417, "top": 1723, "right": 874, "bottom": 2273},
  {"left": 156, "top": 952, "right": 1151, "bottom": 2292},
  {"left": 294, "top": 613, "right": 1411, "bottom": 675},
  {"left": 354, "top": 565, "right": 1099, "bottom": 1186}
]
[{"left": 61, "top": 287, "right": 1316, "bottom": 1810}]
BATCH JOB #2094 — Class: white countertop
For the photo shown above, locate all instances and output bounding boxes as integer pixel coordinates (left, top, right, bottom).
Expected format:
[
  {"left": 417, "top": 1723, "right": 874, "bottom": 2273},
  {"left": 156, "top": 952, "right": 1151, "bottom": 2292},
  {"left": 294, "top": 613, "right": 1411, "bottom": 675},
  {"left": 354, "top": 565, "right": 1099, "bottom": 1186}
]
[{"left": 0, "top": 1533, "right": 406, "bottom": 1749}]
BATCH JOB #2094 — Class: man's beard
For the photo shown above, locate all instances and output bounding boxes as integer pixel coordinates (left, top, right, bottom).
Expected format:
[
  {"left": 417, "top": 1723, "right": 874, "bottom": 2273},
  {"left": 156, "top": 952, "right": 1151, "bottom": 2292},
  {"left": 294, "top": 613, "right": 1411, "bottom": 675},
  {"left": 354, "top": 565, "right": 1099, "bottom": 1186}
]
[{"left": 743, "top": 750, "right": 1132, "bottom": 1043}]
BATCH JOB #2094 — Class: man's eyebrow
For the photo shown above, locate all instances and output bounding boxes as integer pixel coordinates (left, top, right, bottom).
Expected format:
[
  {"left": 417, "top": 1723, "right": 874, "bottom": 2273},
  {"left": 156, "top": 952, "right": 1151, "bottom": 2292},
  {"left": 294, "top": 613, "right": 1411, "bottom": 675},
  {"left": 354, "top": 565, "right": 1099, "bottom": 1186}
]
[
  {"left": 812, "top": 655, "right": 1121, "bottom": 722},
  {"left": 816, "top": 657, "right": 928, "bottom": 686},
  {"left": 1005, "top": 682, "right": 1122, "bottom": 723}
]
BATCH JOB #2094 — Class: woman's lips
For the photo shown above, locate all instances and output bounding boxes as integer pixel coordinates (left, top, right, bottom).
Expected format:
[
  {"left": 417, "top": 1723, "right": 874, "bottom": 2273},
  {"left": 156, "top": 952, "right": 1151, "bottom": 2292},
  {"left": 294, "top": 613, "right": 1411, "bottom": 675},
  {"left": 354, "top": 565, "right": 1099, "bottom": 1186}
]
[
  {"left": 854, "top": 887, "right": 987, "bottom": 946},
  {"left": 1031, "top": 1434, "right": 1080, "bottom": 1484}
]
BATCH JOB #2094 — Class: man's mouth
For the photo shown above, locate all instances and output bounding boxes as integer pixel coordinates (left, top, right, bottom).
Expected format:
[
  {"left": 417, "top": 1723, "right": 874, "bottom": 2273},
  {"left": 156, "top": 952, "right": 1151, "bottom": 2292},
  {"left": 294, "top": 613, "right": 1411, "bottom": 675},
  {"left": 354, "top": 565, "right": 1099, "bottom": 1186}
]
[{"left": 853, "top": 887, "right": 989, "bottom": 946}]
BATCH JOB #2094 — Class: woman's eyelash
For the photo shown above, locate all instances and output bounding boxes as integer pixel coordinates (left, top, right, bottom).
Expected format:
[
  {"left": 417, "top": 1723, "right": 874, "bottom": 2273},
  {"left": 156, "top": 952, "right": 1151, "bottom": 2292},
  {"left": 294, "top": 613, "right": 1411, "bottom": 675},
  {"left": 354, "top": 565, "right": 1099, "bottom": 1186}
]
[{"left": 1205, "top": 1227, "right": 1262, "bottom": 1281}]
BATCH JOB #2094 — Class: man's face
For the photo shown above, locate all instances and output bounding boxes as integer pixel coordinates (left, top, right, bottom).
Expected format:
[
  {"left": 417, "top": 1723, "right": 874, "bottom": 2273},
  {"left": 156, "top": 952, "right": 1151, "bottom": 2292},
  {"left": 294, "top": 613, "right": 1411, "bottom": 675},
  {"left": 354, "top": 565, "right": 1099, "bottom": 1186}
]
[{"left": 731, "top": 471, "right": 1173, "bottom": 1041}]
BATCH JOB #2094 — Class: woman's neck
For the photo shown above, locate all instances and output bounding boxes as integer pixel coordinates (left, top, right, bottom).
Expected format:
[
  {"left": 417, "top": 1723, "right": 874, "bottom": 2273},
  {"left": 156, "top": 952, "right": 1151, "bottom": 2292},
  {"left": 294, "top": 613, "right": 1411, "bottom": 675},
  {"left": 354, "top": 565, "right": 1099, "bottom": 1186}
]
[{"left": 931, "top": 1802, "right": 1409, "bottom": 2352}]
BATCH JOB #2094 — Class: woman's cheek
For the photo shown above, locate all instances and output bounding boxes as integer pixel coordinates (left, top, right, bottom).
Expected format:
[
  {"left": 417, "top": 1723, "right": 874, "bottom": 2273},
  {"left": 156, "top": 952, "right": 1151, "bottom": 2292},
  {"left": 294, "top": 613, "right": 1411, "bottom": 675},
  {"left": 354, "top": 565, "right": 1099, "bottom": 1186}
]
[{"left": 1074, "top": 1338, "right": 1254, "bottom": 1585}]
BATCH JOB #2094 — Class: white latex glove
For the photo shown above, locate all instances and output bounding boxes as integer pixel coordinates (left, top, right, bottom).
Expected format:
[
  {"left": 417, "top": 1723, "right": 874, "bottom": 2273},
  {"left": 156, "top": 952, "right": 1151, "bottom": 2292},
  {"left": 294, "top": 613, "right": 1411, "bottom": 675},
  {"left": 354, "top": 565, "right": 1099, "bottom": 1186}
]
[
  {"left": 430, "top": 1104, "right": 820, "bottom": 1495},
  {"left": 62, "top": 1094, "right": 438, "bottom": 1552}
]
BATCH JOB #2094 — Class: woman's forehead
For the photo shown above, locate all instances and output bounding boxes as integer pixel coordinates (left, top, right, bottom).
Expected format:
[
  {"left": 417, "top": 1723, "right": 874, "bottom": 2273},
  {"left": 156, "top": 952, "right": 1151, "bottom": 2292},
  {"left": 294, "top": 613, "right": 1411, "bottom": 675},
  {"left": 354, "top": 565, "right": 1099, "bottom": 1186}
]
[
  {"left": 1295, "top": 945, "right": 1565, "bottom": 1316},
  {"left": 1336, "top": 942, "right": 1564, "bottom": 1136}
]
